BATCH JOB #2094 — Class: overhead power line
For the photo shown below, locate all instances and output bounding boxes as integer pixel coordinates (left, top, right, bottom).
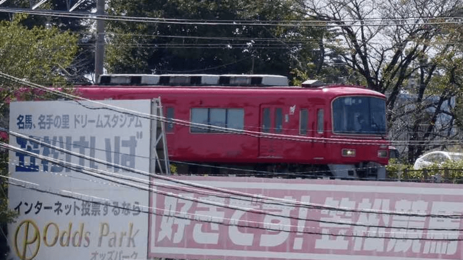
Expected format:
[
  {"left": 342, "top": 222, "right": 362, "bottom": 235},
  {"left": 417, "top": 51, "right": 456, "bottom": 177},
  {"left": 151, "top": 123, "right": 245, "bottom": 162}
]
[
  {"left": 3, "top": 136, "right": 462, "bottom": 220},
  {"left": 87, "top": 32, "right": 454, "bottom": 49},
  {"left": 4, "top": 127, "right": 387, "bottom": 177},
  {"left": 2, "top": 73, "right": 463, "bottom": 219},
  {"left": 0, "top": 7, "right": 463, "bottom": 27},
  {"left": 0, "top": 71, "right": 391, "bottom": 146},
  {"left": 1, "top": 139, "right": 372, "bottom": 220},
  {"left": 2, "top": 143, "right": 405, "bottom": 233},
  {"left": 79, "top": 45, "right": 308, "bottom": 50},
  {"left": 10, "top": 125, "right": 459, "bottom": 182},
  {"left": 3, "top": 71, "right": 463, "bottom": 148},
  {"left": 80, "top": 43, "right": 311, "bottom": 47},
  {"left": 6, "top": 174, "right": 462, "bottom": 240},
  {"left": 108, "top": 33, "right": 319, "bottom": 42},
  {"left": 6, "top": 157, "right": 463, "bottom": 232},
  {"left": 4, "top": 142, "right": 463, "bottom": 237},
  {"left": 4, "top": 148, "right": 462, "bottom": 241}
]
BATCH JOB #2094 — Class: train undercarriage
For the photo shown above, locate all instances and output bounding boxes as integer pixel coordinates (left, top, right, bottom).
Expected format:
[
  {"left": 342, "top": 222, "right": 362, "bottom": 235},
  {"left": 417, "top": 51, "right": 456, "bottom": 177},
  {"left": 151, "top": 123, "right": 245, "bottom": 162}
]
[{"left": 171, "top": 161, "right": 386, "bottom": 180}]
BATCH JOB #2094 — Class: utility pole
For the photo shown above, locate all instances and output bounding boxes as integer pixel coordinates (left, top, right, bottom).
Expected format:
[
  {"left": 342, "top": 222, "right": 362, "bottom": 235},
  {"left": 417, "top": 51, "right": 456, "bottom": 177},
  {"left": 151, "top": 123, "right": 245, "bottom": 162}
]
[{"left": 95, "top": 0, "right": 105, "bottom": 83}]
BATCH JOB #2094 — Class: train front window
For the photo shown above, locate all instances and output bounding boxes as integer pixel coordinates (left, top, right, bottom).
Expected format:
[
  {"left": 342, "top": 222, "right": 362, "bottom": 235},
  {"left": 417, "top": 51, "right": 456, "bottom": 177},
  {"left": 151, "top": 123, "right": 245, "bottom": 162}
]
[{"left": 333, "top": 96, "right": 386, "bottom": 134}]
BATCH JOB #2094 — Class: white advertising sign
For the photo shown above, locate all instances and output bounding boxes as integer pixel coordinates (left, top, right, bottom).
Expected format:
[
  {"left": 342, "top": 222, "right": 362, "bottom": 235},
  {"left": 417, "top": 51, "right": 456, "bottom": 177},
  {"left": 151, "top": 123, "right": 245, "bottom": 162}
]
[
  {"left": 150, "top": 176, "right": 463, "bottom": 260},
  {"left": 8, "top": 100, "right": 151, "bottom": 260}
]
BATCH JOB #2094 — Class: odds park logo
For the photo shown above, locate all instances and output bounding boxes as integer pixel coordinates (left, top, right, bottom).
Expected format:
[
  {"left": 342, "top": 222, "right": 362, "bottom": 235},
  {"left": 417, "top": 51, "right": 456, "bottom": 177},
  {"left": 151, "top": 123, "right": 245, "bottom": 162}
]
[
  {"left": 14, "top": 219, "right": 138, "bottom": 260},
  {"left": 14, "top": 220, "right": 90, "bottom": 260}
]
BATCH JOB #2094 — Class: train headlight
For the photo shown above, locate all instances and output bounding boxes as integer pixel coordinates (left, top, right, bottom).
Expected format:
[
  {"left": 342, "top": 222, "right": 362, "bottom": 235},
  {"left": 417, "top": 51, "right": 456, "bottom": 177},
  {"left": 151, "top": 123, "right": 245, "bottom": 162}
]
[
  {"left": 342, "top": 149, "right": 356, "bottom": 157},
  {"left": 378, "top": 150, "right": 388, "bottom": 158}
]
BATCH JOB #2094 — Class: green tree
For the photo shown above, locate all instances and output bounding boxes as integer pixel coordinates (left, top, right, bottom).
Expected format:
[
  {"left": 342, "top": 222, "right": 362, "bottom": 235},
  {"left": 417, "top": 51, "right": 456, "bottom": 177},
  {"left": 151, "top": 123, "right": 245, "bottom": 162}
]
[
  {"left": 0, "top": 15, "right": 79, "bottom": 260},
  {"left": 0, "top": 15, "right": 79, "bottom": 85},
  {"left": 0, "top": 0, "right": 95, "bottom": 83},
  {"left": 105, "top": 0, "right": 324, "bottom": 80}
]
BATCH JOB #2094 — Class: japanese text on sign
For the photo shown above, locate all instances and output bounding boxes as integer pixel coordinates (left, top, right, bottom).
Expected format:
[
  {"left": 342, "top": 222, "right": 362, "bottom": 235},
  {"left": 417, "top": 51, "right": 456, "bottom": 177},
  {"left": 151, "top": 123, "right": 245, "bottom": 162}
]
[
  {"left": 149, "top": 178, "right": 463, "bottom": 260},
  {"left": 17, "top": 114, "right": 143, "bottom": 130}
]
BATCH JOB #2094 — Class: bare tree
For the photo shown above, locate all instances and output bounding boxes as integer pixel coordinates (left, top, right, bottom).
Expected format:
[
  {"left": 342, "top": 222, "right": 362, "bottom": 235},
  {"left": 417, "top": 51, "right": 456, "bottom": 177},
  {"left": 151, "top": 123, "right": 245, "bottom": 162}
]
[{"left": 299, "top": 0, "right": 463, "bottom": 162}]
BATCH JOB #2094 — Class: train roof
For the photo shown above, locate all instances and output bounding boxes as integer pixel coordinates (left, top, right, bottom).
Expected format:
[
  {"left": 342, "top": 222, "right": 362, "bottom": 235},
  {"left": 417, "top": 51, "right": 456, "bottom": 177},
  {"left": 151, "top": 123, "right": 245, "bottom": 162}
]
[
  {"left": 76, "top": 84, "right": 385, "bottom": 98},
  {"left": 98, "top": 74, "right": 290, "bottom": 86},
  {"left": 75, "top": 74, "right": 385, "bottom": 99}
]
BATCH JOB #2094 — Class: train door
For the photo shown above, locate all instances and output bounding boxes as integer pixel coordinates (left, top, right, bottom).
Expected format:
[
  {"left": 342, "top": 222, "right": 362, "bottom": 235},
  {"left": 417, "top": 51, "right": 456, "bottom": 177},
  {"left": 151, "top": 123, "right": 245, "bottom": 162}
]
[
  {"left": 312, "top": 105, "right": 327, "bottom": 160},
  {"left": 259, "top": 105, "right": 283, "bottom": 158},
  {"left": 164, "top": 106, "right": 175, "bottom": 154}
]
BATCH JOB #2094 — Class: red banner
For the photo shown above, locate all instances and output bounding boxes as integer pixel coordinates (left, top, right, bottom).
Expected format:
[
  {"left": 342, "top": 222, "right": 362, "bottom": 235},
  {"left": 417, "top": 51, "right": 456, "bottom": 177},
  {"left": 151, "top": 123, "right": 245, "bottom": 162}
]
[{"left": 149, "top": 177, "right": 463, "bottom": 260}]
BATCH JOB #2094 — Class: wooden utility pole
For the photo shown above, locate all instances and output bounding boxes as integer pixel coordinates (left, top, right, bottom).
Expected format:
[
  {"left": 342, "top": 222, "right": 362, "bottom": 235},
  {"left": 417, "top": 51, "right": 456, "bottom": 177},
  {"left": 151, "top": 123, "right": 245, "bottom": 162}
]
[{"left": 95, "top": 0, "right": 105, "bottom": 82}]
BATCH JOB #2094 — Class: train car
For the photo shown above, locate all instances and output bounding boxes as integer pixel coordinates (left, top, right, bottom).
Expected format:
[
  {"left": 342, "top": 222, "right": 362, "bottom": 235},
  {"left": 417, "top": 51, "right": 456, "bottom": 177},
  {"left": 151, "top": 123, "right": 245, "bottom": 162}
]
[{"left": 75, "top": 74, "right": 390, "bottom": 179}]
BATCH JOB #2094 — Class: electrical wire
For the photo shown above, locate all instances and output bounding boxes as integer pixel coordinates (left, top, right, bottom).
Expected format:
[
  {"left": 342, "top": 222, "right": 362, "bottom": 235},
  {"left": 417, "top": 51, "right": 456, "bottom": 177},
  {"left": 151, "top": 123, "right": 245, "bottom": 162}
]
[
  {"left": 9, "top": 68, "right": 455, "bottom": 149},
  {"left": 2, "top": 141, "right": 390, "bottom": 226},
  {"left": 6, "top": 145, "right": 407, "bottom": 234},
  {"left": 82, "top": 43, "right": 311, "bottom": 47},
  {"left": 72, "top": 98, "right": 390, "bottom": 146},
  {"left": 1, "top": 70, "right": 462, "bottom": 182},
  {"left": 6, "top": 157, "right": 463, "bottom": 232},
  {"left": 3, "top": 138, "right": 463, "bottom": 220},
  {"left": 78, "top": 42, "right": 463, "bottom": 49},
  {"left": 4, "top": 150, "right": 463, "bottom": 240},
  {"left": 103, "top": 33, "right": 463, "bottom": 47},
  {"left": 0, "top": 71, "right": 460, "bottom": 177},
  {"left": 0, "top": 8, "right": 462, "bottom": 27},
  {"left": 4, "top": 153, "right": 463, "bottom": 238},
  {"left": 107, "top": 33, "right": 322, "bottom": 42},
  {"left": 1, "top": 71, "right": 393, "bottom": 146},
  {"left": 3, "top": 126, "right": 388, "bottom": 177},
  {"left": 7, "top": 125, "right": 460, "bottom": 184},
  {"left": 6, "top": 175, "right": 463, "bottom": 240},
  {"left": 58, "top": 95, "right": 463, "bottom": 147},
  {"left": 2, "top": 73, "right": 461, "bottom": 216},
  {"left": 0, "top": 133, "right": 398, "bottom": 218},
  {"left": 1, "top": 161, "right": 406, "bottom": 232},
  {"left": 160, "top": 57, "right": 252, "bottom": 73},
  {"left": 84, "top": 45, "right": 309, "bottom": 50}
]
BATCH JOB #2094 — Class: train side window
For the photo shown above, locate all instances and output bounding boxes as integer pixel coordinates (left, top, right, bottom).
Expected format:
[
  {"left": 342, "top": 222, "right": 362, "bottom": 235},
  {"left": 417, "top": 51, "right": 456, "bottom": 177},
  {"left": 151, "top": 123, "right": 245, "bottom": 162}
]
[
  {"left": 166, "top": 107, "right": 174, "bottom": 132},
  {"left": 191, "top": 108, "right": 209, "bottom": 133},
  {"left": 275, "top": 108, "right": 283, "bottom": 133},
  {"left": 191, "top": 108, "right": 244, "bottom": 133},
  {"left": 227, "top": 109, "right": 244, "bottom": 130},
  {"left": 317, "top": 109, "right": 324, "bottom": 134},
  {"left": 262, "top": 108, "right": 271, "bottom": 133},
  {"left": 210, "top": 108, "right": 227, "bottom": 132},
  {"left": 300, "top": 109, "right": 308, "bottom": 135}
]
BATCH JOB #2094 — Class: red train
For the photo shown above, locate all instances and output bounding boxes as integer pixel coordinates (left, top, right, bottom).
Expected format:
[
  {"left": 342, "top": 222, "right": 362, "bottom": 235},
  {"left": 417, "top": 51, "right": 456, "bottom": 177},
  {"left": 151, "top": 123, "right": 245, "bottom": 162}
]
[{"left": 76, "top": 74, "right": 390, "bottom": 179}]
